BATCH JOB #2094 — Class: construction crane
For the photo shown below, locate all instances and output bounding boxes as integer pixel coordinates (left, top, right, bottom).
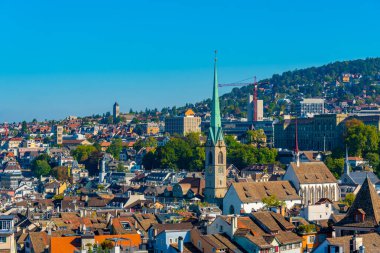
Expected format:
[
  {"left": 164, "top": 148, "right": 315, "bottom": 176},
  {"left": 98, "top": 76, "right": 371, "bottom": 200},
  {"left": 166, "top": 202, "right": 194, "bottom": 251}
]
[{"left": 219, "top": 76, "right": 266, "bottom": 121}]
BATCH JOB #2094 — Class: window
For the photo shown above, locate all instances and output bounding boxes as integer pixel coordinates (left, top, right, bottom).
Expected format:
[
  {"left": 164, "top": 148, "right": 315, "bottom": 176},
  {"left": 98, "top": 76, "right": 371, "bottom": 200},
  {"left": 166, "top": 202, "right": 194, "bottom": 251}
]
[
  {"left": 219, "top": 225, "right": 223, "bottom": 232},
  {"left": 0, "top": 237, "right": 6, "bottom": 243},
  {"left": 0, "top": 221, "right": 11, "bottom": 230},
  {"left": 309, "top": 236, "right": 315, "bottom": 243},
  {"left": 169, "top": 238, "right": 172, "bottom": 244},
  {"left": 218, "top": 152, "right": 223, "bottom": 164}
]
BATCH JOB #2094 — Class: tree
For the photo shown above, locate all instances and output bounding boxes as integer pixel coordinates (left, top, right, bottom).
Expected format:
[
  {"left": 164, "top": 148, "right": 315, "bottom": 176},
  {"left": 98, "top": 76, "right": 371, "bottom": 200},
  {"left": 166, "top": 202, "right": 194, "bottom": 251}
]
[
  {"left": 226, "top": 139, "right": 277, "bottom": 169},
  {"left": 297, "top": 224, "right": 316, "bottom": 234},
  {"left": 262, "top": 195, "right": 285, "bottom": 207},
  {"left": 21, "top": 121, "right": 28, "bottom": 135},
  {"left": 325, "top": 157, "right": 344, "bottom": 178},
  {"left": 344, "top": 193, "right": 356, "bottom": 207},
  {"left": 71, "top": 145, "right": 97, "bottom": 163},
  {"left": 85, "top": 150, "right": 103, "bottom": 176},
  {"left": 107, "top": 138, "right": 123, "bottom": 160},
  {"left": 117, "top": 163, "right": 125, "bottom": 172},
  {"left": 141, "top": 135, "right": 205, "bottom": 172},
  {"left": 100, "top": 240, "right": 113, "bottom": 250},
  {"left": 133, "top": 137, "right": 158, "bottom": 151},
  {"left": 245, "top": 129, "right": 266, "bottom": 147},
  {"left": 93, "top": 142, "right": 102, "bottom": 152},
  {"left": 344, "top": 119, "right": 379, "bottom": 157},
  {"left": 142, "top": 151, "right": 159, "bottom": 170},
  {"left": 52, "top": 166, "right": 70, "bottom": 181},
  {"left": 365, "top": 152, "right": 380, "bottom": 170},
  {"left": 33, "top": 160, "right": 51, "bottom": 177}
]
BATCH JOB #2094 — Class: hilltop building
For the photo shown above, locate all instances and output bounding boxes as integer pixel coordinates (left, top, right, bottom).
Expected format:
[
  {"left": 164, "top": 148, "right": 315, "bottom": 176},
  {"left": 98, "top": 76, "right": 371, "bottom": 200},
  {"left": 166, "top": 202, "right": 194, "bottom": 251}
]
[
  {"left": 204, "top": 54, "right": 227, "bottom": 205},
  {"left": 297, "top": 98, "right": 325, "bottom": 118},
  {"left": 247, "top": 95, "right": 263, "bottom": 122},
  {"left": 165, "top": 109, "right": 201, "bottom": 136}
]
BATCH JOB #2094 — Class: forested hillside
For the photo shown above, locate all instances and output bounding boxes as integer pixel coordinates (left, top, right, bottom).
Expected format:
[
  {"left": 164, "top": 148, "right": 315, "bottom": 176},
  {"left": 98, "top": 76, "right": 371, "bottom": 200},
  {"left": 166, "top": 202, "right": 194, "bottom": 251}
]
[{"left": 167, "top": 58, "right": 380, "bottom": 118}]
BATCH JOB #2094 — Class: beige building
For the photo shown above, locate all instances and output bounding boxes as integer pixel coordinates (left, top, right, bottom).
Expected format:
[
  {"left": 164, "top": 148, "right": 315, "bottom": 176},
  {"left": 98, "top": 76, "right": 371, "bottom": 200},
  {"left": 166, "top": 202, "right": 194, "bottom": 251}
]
[
  {"left": 165, "top": 109, "right": 201, "bottom": 136},
  {"left": 283, "top": 161, "right": 339, "bottom": 205},
  {"left": 0, "top": 215, "right": 16, "bottom": 253},
  {"left": 247, "top": 95, "right": 263, "bottom": 122}
]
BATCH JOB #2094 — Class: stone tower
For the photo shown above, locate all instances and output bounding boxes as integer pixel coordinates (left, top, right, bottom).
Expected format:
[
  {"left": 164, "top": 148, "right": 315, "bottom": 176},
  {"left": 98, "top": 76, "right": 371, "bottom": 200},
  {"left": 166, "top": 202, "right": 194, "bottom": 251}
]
[
  {"left": 204, "top": 52, "right": 227, "bottom": 204},
  {"left": 113, "top": 102, "right": 120, "bottom": 122}
]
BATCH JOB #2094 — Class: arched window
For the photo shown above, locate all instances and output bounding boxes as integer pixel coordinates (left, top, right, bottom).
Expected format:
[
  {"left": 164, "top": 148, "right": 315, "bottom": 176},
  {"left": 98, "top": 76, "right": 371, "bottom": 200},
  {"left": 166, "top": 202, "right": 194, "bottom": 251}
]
[
  {"left": 218, "top": 151, "right": 223, "bottom": 164},
  {"left": 208, "top": 152, "right": 213, "bottom": 165}
]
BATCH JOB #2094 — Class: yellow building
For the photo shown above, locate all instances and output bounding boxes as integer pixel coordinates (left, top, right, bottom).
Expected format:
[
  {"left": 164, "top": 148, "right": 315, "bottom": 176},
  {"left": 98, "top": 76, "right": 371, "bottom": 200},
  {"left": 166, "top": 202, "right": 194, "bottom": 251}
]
[{"left": 165, "top": 109, "right": 201, "bottom": 136}]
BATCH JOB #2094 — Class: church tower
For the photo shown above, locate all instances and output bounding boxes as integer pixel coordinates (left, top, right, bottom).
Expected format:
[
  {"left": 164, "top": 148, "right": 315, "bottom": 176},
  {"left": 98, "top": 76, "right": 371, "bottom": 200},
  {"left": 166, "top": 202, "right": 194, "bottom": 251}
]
[
  {"left": 204, "top": 52, "right": 227, "bottom": 204},
  {"left": 113, "top": 102, "right": 120, "bottom": 122}
]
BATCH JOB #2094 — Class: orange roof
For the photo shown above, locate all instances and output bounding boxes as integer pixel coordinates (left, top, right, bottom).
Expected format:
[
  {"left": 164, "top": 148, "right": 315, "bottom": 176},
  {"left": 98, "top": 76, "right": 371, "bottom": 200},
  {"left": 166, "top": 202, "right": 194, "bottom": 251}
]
[
  {"left": 100, "top": 141, "right": 111, "bottom": 147},
  {"left": 185, "top": 109, "right": 195, "bottom": 116},
  {"left": 348, "top": 157, "right": 363, "bottom": 161},
  {"left": 50, "top": 234, "right": 141, "bottom": 253}
]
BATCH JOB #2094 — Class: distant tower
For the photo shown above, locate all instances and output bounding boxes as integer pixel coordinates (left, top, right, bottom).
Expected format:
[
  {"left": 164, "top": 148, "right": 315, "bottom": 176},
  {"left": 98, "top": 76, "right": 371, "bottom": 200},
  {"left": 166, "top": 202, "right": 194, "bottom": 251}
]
[
  {"left": 113, "top": 102, "right": 120, "bottom": 122},
  {"left": 204, "top": 52, "right": 227, "bottom": 205},
  {"left": 56, "top": 125, "right": 63, "bottom": 145},
  {"left": 344, "top": 145, "right": 350, "bottom": 175},
  {"left": 295, "top": 117, "right": 300, "bottom": 167},
  {"left": 99, "top": 157, "right": 106, "bottom": 184},
  {"left": 247, "top": 78, "right": 263, "bottom": 122}
]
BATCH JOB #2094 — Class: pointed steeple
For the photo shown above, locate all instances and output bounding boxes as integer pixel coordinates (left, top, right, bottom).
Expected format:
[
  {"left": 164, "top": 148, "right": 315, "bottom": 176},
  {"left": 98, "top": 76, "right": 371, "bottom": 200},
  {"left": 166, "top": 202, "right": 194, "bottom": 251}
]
[
  {"left": 344, "top": 145, "right": 350, "bottom": 175},
  {"left": 211, "top": 50, "right": 222, "bottom": 129},
  {"left": 208, "top": 51, "right": 224, "bottom": 144},
  {"left": 336, "top": 176, "right": 380, "bottom": 227}
]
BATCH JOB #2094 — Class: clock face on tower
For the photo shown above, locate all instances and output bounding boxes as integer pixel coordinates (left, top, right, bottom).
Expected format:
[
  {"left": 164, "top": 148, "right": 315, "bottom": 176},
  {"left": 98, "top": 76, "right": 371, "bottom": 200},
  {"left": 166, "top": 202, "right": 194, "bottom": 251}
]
[
  {"left": 207, "top": 166, "right": 213, "bottom": 174},
  {"left": 218, "top": 167, "right": 223, "bottom": 173}
]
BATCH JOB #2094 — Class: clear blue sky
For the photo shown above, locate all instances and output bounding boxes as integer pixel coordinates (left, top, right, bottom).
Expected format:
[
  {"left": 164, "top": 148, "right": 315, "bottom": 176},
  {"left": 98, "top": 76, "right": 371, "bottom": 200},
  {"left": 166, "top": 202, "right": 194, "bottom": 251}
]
[{"left": 1, "top": 0, "right": 380, "bottom": 122}]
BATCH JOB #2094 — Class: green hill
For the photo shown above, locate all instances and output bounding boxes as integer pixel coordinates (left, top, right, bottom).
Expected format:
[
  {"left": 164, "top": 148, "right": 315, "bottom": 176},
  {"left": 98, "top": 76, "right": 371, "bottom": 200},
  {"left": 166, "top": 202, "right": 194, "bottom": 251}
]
[{"left": 175, "top": 57, "right": 380, "bottom": 118}]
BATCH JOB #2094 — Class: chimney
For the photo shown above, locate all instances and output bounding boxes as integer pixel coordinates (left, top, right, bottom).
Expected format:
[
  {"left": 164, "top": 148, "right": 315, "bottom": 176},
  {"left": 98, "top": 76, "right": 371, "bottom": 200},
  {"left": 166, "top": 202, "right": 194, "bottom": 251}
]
[
  {"left": 230, "top": 215, "right": 238, "bottom": 238},
  {"left": 351, "top": 234, "right": 363, "bottom": 252},
  {"left": 80, "top": 210, "right": 84, "bottom": 217},
  {"left": 47, "top": 227, "right": 52, "bottom": 236},
  {"left": 111, "top": 245, "right": 120, "bottom": 253},
  {"left": 106, "top": 213, "right": 112, "bottom": 225},
  {"left": 178, "top": 236, "right": 184, "bottom": 253}
]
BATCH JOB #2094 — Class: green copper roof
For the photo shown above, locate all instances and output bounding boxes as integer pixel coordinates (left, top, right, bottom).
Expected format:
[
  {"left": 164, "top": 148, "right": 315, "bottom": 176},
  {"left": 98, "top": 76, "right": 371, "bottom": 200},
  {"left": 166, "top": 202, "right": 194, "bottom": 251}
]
[
  {"left": 211, "top": 55, "right": 221, "bottom": 129},
  {"left": 208, "top": 52, "right": 224, "bottom": 144}
]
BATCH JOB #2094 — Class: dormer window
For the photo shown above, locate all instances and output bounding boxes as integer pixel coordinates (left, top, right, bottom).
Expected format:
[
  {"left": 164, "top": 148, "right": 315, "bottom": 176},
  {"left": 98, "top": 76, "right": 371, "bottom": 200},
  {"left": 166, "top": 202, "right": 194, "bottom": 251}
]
[{"left": 354, "top": 209, "right": 365, "bottom": 223}]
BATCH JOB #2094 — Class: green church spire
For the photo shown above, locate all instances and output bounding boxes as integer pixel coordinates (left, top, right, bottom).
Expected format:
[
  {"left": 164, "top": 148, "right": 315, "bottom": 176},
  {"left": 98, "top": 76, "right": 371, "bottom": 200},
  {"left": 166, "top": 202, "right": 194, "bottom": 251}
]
[
  {"left": 208, "top": 51, "right": 224, "bottom": 144},
  {"left": 211, "top": 51, "right": 222, "bottom": 129}
]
